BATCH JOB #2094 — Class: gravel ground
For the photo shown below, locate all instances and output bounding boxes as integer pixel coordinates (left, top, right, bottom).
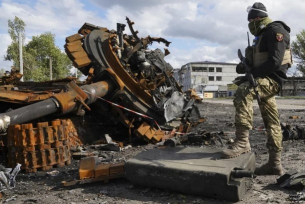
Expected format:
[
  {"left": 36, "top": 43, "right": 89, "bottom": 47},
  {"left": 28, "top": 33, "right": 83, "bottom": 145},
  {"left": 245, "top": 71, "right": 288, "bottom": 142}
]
[{"left": 1, "top": 99, "right": 305, "bottom": 204}]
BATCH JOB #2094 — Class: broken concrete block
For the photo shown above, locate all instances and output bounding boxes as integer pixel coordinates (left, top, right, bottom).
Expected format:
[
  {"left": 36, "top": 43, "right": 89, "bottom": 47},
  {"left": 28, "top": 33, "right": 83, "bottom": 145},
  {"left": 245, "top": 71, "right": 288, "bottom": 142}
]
[{"left": 125, "top": 147, "right": 255, "bottom": 202}]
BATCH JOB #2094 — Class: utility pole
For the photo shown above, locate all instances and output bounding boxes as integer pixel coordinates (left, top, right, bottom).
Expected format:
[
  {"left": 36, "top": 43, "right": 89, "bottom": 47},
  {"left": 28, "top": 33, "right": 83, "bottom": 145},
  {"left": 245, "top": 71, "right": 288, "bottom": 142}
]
[
  {"left": 192, "top": 75, "right": 196, "bottom": 89},
  {"left": 19, "top": 32, "right": 23, "bottom": 81},
  {"left": 49, "top": 56, "right": 52, "bottom": 80}
]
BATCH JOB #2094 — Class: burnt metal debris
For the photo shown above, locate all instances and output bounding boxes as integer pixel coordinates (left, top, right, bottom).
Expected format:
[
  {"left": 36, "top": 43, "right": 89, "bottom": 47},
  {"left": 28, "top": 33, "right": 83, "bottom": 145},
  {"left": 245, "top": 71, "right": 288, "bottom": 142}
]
[
  {"left": 277, "top": 169, "right": 305, "bottom": 202},
  {"left": 0, "top": 17, "right": 203, "bottom": 172},
  {"left": 281, "top": 123, "right": 305, "bottom": 141},
  {"left": 0, "top": 163, "right": 21, "bottom": 190},
  {"left": 163, "top": 131, "right": 226, "bottom": 147},
  {"left": 62, "top": 156, "right": 125, "bottom": 186}
]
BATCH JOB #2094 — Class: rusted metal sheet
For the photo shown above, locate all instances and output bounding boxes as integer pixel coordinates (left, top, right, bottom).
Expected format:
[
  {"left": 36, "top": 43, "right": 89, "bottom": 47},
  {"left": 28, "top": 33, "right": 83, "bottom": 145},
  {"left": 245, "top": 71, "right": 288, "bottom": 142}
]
[
  {"left": 74, "top": 156, "right": 125, "bottom": 185},
  {"left": 0, "top": 68, "right": 23, "bottom": 85},
  {"left": 66, "top": 33, "right": 83, "bottom": 43},
  {"left": 0, "top": 87, "right": 55, "bottom": 103},
  {"left": 79, "top": 156, "right": 95, "bottom": 179},
  {"left": 74, "top": 56, "right": 92, "bottom": 68},
  {"left": 71, "top": 50, "right": 89, "bottom": 59},
  {"left": 65, "top": 41, "right": 84, "bottom": 53}
]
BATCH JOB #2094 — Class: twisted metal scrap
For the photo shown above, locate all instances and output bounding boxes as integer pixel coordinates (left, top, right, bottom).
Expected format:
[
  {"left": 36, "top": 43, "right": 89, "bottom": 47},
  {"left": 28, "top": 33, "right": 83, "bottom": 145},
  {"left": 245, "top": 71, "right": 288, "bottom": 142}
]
[
  {"left": 0, "top": 163, "right": 21, "bottom": 190},
  {"left": 125, "top": 16, "right": 171, "bottom": 47}
]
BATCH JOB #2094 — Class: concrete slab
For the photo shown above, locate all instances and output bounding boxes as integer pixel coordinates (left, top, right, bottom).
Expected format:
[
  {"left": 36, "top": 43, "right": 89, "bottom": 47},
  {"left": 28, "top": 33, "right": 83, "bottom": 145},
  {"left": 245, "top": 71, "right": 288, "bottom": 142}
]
[{"left": 125, "top": 147, "right": 255, "bottom": 202}]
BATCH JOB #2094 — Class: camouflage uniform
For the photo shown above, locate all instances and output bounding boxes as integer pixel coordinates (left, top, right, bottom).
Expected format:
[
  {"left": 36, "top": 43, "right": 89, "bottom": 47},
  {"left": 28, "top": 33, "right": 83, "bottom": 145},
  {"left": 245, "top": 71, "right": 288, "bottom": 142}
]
[
  {"left": 234, "top": 77, "right": 282, "bottom": 151},
  {"left": 222, "top": 2, "right": 291, "bottom": 175}
]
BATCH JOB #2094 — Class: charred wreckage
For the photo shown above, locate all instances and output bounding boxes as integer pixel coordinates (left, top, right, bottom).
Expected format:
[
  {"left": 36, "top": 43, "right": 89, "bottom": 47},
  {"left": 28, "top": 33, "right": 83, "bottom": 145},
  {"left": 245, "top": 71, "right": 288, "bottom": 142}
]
[
  {"left": 0, "top": 18, "right": 260, "bottom": 202},
  {"left": 0, "top": 18, "right": 202, "bottom": 178}
]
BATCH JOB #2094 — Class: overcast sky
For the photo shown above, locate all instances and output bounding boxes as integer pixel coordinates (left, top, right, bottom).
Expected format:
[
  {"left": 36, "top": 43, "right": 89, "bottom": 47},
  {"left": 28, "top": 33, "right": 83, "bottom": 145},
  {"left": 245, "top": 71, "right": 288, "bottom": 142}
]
[{"left": 0, "top": 0, "right": 304, "bottom": 73}]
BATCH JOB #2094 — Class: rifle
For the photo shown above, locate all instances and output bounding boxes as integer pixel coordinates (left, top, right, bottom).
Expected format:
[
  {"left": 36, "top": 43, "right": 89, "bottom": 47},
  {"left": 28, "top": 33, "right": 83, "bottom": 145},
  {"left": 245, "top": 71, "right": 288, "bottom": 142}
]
[{"left": 237, "top": 32, "right": 261, "bottom": 104}]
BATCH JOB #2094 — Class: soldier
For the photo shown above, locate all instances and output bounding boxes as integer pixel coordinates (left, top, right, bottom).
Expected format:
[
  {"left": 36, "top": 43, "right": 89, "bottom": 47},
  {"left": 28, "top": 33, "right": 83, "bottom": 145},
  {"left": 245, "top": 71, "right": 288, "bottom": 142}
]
[{"left": 221, "top": 2, "right": 292, "bottom": 176}]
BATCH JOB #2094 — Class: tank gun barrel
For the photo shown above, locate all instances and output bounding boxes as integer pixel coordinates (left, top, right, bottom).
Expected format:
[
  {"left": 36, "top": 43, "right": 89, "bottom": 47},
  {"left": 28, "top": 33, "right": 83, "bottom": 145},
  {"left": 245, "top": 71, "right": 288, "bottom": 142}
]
[{"left": 0, "top": 80, "right": 114, "bottom": 132}]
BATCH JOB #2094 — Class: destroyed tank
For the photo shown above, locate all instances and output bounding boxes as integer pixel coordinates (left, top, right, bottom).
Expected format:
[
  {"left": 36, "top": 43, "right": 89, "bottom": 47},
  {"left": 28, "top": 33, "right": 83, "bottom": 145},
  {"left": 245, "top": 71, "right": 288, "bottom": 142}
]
[{"left": 0, "top": 17, "right": 202, "bottom": 172}]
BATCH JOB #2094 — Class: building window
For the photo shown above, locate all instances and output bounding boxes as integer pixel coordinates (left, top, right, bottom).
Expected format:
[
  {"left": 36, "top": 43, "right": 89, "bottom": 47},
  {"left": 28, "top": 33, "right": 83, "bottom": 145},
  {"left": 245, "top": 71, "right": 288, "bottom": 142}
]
[
  {"left": 216, "top": 76, "right": 222, "bottom": 81},
  {"left": 192, "top": 67, "right": 208, "bottom": 72},
  {"left": 209, "top": 67, "right": 214, "bottom": 72},
  {"left": 209, "top": 76, "right": 214, "bottom": 81},
  {"left": 216, "top": 67, "right": 222, "bottom": 72},
  {"left": 192, "top": 67, "right": 200, "bottom": 72}
]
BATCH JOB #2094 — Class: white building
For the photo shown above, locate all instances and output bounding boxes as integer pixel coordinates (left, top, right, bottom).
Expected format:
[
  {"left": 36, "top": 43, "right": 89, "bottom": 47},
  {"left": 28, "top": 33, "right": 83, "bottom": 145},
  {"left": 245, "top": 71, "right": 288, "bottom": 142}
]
[{"left": 174, "top": 61, "right": 240, "bottom": 97}]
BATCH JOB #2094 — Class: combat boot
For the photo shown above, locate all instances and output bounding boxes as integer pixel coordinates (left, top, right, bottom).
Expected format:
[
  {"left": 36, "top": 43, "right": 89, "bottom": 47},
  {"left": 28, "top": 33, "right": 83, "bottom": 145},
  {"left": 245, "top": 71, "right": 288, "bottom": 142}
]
[
  {"left": 255, "top": 150, "right": 284, "bottom": 176},
  {"left": 221, "top": 126, "right": 251, "bottom": 158}
]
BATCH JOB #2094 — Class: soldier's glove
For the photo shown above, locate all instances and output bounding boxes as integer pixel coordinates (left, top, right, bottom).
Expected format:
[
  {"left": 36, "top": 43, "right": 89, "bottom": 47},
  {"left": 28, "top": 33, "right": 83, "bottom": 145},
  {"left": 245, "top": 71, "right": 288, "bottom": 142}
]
[
  {"left": 233, "top": 76, "right": 247, "bottom": 86},
  {"left": 236, "top": 62, "right": 246, "bottom": 74}
]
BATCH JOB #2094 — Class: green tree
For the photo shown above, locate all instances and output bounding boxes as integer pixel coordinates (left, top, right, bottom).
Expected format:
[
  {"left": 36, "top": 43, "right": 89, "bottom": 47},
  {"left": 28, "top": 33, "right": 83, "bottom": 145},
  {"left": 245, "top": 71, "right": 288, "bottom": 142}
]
[
  {"left": 291, "top": 30, "right": 305, "bottom": 75},
  {"left": 4, "top": 16, "right": 26, "bottom": 69},
  {"left": 25, "top": 32, "right": 72, "bottom": 81},
  {"left": 5, "top": 17, "right": 72, "bottom": 81}
]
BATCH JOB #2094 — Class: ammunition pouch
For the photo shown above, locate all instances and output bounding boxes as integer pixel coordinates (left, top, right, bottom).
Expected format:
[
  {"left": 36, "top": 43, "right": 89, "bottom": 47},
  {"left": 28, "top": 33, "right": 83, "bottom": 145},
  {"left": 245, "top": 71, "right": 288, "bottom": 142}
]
[
  {"left": 282, "top": 49, "right": 293, "bottom": 68},
  {"left": 253, "top": 49, "right": 293, "bottom": 68},
  {"left": 245, "top": 46, "right": 254, "bottom": 67}
]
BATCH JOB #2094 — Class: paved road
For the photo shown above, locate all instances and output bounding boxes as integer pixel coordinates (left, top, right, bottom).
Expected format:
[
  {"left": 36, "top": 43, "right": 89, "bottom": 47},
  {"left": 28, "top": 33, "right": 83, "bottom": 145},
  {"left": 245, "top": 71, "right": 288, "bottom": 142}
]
[{"left": 202, "top": 98, "right": 305, "bottom": 110}]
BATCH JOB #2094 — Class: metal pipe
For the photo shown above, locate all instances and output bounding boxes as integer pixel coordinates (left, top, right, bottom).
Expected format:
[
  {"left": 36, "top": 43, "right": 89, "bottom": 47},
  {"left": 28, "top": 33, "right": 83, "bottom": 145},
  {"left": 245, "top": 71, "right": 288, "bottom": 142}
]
[
  {"left": 164, "top": 138, "right": 181, "bottom": 147},
  {"left": 231, "top": 170, "right": 253, "bottom": 178},
  {"left": 81, "top": 80, "right": 114, "bottom": 104},
  {"left": 0, "top": 98, "right": 59, "bottom": 131}
]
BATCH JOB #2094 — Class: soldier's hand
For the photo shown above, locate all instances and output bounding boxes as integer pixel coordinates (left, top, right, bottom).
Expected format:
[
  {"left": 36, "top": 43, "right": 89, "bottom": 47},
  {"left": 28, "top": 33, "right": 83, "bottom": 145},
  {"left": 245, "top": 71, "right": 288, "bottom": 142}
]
[
  {"left": 233, "top": 76, "right": 246, "bottom": 86},
  {"left": 236, "top": 62, "right": 246, "bottom": 74}
]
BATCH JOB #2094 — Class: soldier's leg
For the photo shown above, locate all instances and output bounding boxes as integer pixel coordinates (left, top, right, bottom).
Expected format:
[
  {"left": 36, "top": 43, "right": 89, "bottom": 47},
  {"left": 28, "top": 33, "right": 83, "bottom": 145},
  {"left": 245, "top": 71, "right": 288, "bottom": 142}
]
[
  {"left": 260, "top": 96, "right": 282, "bottom": 152},
  {"left": 254, "top": 77, "right": 283, "bottom": 175},
  {"left": 221, "top": 81, "right": 253, "bottom": 158},
  {"left": 234, "top": 82, "right": 254, "bottom": 129}
]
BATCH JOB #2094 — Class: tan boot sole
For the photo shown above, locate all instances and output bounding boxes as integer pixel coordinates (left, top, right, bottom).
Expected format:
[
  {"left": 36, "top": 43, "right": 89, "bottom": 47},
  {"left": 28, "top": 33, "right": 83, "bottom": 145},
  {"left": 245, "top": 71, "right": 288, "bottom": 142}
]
[{"left": 222, "top": 148, "right": 251, "bottom": 159}]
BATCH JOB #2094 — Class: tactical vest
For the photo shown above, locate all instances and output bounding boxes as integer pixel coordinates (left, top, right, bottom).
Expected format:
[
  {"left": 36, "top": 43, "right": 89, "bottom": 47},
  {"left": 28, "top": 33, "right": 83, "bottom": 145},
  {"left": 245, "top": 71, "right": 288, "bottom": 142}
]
[{"left": 245, "top": 35, "right": 292, "bottom": 68}]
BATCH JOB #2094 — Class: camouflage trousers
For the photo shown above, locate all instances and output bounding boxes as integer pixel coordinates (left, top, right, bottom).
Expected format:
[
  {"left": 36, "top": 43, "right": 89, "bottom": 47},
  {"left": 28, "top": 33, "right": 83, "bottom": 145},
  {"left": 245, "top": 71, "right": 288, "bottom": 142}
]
[{"left": 234, "top": 77, "right": 282, "bottom": 152}]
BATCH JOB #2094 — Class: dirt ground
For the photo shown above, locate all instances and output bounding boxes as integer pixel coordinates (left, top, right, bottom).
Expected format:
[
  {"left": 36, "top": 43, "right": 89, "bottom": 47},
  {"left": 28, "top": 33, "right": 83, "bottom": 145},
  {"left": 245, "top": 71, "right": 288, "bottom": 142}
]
[{"left": 1, "top": 98, "right": 305, "bottom": 204}]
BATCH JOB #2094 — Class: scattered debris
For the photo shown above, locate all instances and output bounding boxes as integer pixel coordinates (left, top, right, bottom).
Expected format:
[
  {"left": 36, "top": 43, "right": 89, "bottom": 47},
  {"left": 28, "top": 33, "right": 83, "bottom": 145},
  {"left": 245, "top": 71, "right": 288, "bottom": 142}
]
[
  {"left": 46, "top": 170, "right": 60, "bottom": 177},
  {"left": 289, "top": 115, "right": 301, "bottom": 119},
  {"left": 0, "top": 163, "right": 21, "bottom": 191},
  {"left": 163, "top": 131, "right": 226, "bottom": 147},
  {"left": 277, "top": 169, "right": 305, "bottom": 202},
  {"left": 288, "top": 191, "right": 305, "bottom": 202},
  {"left": 0, "top": 67, "right": 22, "bottom": 85},
  {"left": 4, "top": 195, "right": 17, "bottom": 203},
  {"left": 277, "top": 169, "right": 305, "bottom": 189},
  {"left": 71, "top": 151, "right": 99, "bottom": 160},
  {"left": 281, "top": 123, "right": 305, "bottom": 141},
  {"left": 185, "top": 89, "right": 203, "bottom": 103},
  {"left": 62, "top": 156, "right": 125, "bottom": 186},
  {"left": 89, "top": 143, "right": 121, "bottom": 152}
]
